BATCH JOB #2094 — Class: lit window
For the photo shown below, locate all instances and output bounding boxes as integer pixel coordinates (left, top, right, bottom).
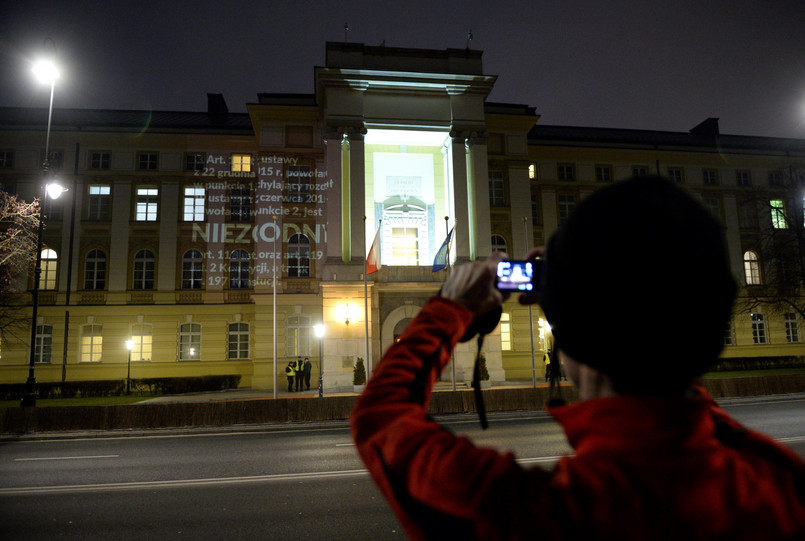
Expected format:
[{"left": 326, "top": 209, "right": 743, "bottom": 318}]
[
  {"left": 133, "top": 249, "right": 155, "bottom": 290},
  {"left": 181, "top": 250, "right": 204, "bottom": 289},
  {"left": 41, "top": 248, "right": 58, "bottom": 290},
  {"left": 35, "top": 324, "right": 53, "bottom": 363},
  {"left": 391, "top": 227, "right": 419, "bottom": 266},
  {"left": 785, "top": 313, "right": 801, "bottom": 343},
  {"left": 84, "top": 249, "right": 107, "bottom": 290},
  {"left": 131, "top": 323, "right": 152, "bottom": 361},
  {"left": 87, "top": 185, "right": 111, "bottom": 221},
  {"left": 743, "top": 251, "right": 760, "bottom": 285},
  {"left": 229, "top": 249, "right": 251, "bottom": 288},
  {"left": 183, "top": 186, "right": 205, "bottom": 221},
  {"left": 489, "top": 171, "right": 505, "bottom": 206},
  {"left": 770, "top": 200, "right": 787, "bottom": 229},
  {"left": 751, "top": 313, "right": 767, "bottom": 344},
  {"left": 136, "top": 187, "right": 159, "bottom": 221},
  {"left": 595, "top": 165, "right": 612, "bottom": 183},
  {"left": 178, "top": 322, "right": 201, "bottom": 361},
  {"left": 286, "top": 315, "right": 311, "bottom": 357},
  {"left": 137, "top": 152, "right": 158, "bottom": 171},
  {"left": 231, "top": 154, "right": 251, "bottom": 172},
  {"left": 80, "top": 324, "right": 103, "bottom": 363},
  {"left": 90, "top": 152, "right": 110, "bottom": 170},
  {"left": 228, "top": 322, "right": 250, "bottom": 360},
  {"left": 491, "top": 235, "right": 507, "bottom": 254},
  {"left": 500, "top": 312, "right": 511, "bottom": 351},
  {"left": 287, "top": 234, "right": 310, "bottom": 277},
  {"left": 230, "top": 187, "right": 252, "bottom": 222},
  {"left": 528, "top": 164, "right": 536, "bottom": 180}
]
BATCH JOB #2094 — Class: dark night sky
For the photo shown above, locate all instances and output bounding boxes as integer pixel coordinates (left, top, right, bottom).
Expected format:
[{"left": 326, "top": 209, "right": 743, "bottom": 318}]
[{"left": 2, "top": 0, "right": 805, "bottom": 138}]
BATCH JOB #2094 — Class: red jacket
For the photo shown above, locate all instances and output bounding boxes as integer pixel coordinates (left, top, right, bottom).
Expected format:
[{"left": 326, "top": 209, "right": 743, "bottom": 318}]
[{"left": 350, "top": 296, "right": 805, "bottom": 540}]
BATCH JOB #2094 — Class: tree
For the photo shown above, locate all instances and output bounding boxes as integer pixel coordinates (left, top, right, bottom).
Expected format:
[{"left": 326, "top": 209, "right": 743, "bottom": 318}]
[{"left": 0, "top": 188, "right": 40, "bottom": 341}]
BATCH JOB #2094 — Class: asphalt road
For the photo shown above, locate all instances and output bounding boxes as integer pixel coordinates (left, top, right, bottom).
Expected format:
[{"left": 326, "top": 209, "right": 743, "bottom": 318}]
[{"left": 1, "top": 394, "right": 804, "bottom": 540}]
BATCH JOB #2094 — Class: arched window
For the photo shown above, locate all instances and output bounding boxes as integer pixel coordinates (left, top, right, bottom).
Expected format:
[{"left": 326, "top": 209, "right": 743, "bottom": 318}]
[
  {"left": 181, "top": 250, "right": 203, "bottom": 289},
  {"left": 288, "top": 234, "right": 310, "bottom": 277},
  {"left": 491, "top": 235, "right": 507, "bottom": 254},
  {"left": 41, "top": 248, "right": 58, "bottom": 290},
  {"left": 228, "top": 322, "right": 250, "bottom": 359},
  {"left": 84, "top": 249, "right": 107, "bottom": 290},
  {"left": 229, "top": 249, "right": 250, "bottom": 289},
  {"left": 80, "top": 323, "right": 103, "bottom": 362},
  {"left": 133, "top": 249, "right": 155, "bottom": 290},
  {"left": 744, "top": 251, "right": 761, "bottom": 285},
  {"left": 178, "top": 322, "right": 201, "bottom": 361}
]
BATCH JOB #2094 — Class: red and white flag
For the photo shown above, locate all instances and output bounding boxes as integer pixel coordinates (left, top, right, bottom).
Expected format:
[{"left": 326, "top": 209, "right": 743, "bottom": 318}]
[{"left": 366, "top": 224, "right": 382, "bottom": 274}]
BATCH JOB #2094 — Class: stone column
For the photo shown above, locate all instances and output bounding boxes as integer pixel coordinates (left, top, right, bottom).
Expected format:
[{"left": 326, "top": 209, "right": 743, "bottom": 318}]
[
  {"left": 446, "top": 131, "right": 470, "bottom": 262},
  {"left": 465, "top": 132, "right": 492, "bottom": 259}
]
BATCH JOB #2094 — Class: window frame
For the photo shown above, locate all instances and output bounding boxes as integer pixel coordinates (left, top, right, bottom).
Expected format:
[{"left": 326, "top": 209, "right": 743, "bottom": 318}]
[
  {"left": 178, "top": 322, "right": 201, "bottom": 361},
  {"left": 228, "top": 322, "right": 250, "bottom": 360},
  {"left": 229, "top": 249, "right": 251, "bottom": 289},
  {"left": 751, "top": 313, "right": 768, "bottom": 344},
  {"left": 182, "top": 186, "right": 206, "bottom": 222},
  {"left": 488, "top": 170, "right": 506, "bottom": 206},
  {"left": 80, "top": 323, "right": 103, "bottom": 363},
  {"left": 181, "top": 249, "right": 204, "bottom": 289},
  {"left": 87, "top": 184, "right": 111, "bottom": 221},
  {"left": 743, "top": 251, "right": 761, "bottom": 285},
  {"left": 132, "top": 249, "right": 156, "bottom": 290},
  {"left": 286, "top": 315, "right": 311, "bottom": 357},
  {"left": 136, "top": 187, "right": 159, "bottom": 221},
  {"left": 287, "top": 234, "right": 311, "bottom": 278},
  {"left": 83, "top": 248, "right": 107, "bottom": 290},
  {"left": 137, "top": 152, "right": 158, "bottom": 171},
  {"left": 35, "top": 324, "right": 53, "bottom": 364},
  {"left": 785, "top": 313, "right": 801, "bottom": 343}
]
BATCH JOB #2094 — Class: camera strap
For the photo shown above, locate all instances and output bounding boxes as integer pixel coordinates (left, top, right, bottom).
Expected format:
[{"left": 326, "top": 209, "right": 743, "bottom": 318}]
[{"left": 471, "top": 334, "right": 489, "bottom": 430}]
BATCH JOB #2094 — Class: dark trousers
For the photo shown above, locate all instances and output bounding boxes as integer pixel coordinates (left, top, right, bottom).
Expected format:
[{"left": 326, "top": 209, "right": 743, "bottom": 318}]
[
  {"left": 287, "top": 376, "right": 294, "bottom": 392},
  {"left": 295, "top": 373, "right": 303, "bottom": 391},
  {"left": 304, "top": 372, "right": 311, "bottom": 389}
]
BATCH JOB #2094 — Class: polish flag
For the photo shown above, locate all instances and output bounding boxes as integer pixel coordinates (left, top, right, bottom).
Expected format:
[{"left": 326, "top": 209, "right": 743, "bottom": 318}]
[{"left": 366, "top": 225, "right": 382, "bottom": 274}]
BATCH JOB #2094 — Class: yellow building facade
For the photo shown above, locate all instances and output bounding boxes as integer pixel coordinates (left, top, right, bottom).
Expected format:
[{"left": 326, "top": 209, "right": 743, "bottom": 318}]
[{"left": 1, "top": 43, "right": 803, "bottom": 392}]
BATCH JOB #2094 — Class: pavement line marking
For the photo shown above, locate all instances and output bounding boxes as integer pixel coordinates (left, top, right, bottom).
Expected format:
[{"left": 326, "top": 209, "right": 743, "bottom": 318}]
[
  {"left": 14, "top": 455, "right": 119, "bottom": 462},
  {"left": 335, "top": 443, "right": 355, "bottom": 447}
]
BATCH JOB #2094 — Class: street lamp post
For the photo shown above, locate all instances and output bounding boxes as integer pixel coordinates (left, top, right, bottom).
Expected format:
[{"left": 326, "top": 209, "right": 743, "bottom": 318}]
[
  {"left": 21, "top": 58, "right": 61, "bottom": 408},
  {"left": 125, "top": 340, "right": 135, "bottom": 395},
  {"left": 314, "top": 324, "right": 325, "bottom": 398}
]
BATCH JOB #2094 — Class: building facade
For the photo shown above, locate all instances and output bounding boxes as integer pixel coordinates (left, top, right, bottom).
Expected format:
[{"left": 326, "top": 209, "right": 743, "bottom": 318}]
[{"left": 1, "top": 42, "right": 803, "bottom": 392}]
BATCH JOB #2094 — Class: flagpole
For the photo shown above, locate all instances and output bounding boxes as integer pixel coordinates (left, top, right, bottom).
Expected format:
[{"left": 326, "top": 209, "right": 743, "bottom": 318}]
[{"left": 363, "top": 216, "right": 371, "bottom": 380}]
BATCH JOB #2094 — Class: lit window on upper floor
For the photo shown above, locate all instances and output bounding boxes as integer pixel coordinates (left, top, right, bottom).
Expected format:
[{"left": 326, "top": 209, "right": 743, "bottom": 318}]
[
  {"left": 183, "top": 186, "right": 205, "bottom": 221},
  {"left": 231, "top": 154, "right": 251, "bottom": 172},
  {"left": 743, "top": 251, "right": 760, "bottom": 285},
  {"left": 770, "top": 199, "right": 787, "bottom": 229},
  {"left": 87, "top": 184, "right": 111, "bottom": 221},
  {"left": 528, "top": 163, "right": 536, "bottom": 180},
  {"left": 136, "top": 187, "right": 159, "bottom": 221}
]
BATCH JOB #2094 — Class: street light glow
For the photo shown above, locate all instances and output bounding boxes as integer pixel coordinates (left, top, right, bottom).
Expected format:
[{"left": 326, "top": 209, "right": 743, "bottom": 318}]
[
  {"left": 125, "top": 340, "right": 134, "bottom": 351},
  {"left": 46, "top": 182, "right": 66, "bottom": 200},
  {"left": 32, "top": 60, "right": 60, "bottom": 85},
  {"left": 313, "top": 323, "right": 326, "bottom": 338}
]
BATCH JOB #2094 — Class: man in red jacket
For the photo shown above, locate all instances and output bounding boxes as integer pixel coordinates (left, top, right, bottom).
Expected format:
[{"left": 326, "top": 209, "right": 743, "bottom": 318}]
[{"left": 350, "top": 176, "right": 805, "bottom": 540}]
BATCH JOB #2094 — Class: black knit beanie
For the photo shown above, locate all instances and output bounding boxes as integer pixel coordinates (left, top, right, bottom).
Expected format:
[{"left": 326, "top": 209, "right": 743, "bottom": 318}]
[{"left": 540, "top": 176, "right": 736, "bottom": 395}]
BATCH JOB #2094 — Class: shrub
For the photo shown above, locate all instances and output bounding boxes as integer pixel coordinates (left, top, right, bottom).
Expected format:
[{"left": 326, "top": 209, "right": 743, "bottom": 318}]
[{"left": 353, "top": 358, "right": 366, "bottom": 385}]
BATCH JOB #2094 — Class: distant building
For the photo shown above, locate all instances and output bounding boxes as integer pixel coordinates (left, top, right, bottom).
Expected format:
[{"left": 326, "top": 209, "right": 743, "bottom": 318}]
[{"left": 1, "top": 42, "right": 803, "bottom": 391}]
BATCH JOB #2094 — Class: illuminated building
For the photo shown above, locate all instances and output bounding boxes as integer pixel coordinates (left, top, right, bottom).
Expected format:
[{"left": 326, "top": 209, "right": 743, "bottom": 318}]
[{"left": 0, "top": 43, "right": 803, "bottom": 392}]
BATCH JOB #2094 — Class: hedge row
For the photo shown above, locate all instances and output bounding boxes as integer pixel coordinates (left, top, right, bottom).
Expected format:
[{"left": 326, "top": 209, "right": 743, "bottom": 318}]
[
  {"left": 0, "top": 375, "right": 241, "bottom": 401},
  {"left": 710, "top": 356, "right": 805, "bottom": 372}
]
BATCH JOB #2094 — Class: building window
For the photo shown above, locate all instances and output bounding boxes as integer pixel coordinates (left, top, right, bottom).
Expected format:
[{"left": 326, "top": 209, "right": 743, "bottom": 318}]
[
  {"left": 558, "top": 195, "right": 576, "bottom": 224},
  {"left": 0, "top": 150, "right": 13, "bottom": 168},
  {"left": 785, "top": 313, "right": 801, "bottom": 343},
  {"left": 41, "top": 248, "right": 58, "bottom": 289},
  {"left": 286, "top": 165, "right": 312, "bottom": 203},
  {"left": 228, "top": 322, "right": 250, "bottom": 360},
  {"left": 736, "top": 170, "right": 751, "bottom": 187},
  {"left": 558, "top": 164, "right": 575, "bottom": 181},
  {"left": 702, "top": 169, "right": 718, "bottom": 185},
  {"left": 35, "top": 324, "right": 53, "bottom": 363},
  {"left": 286, "top": 315, "right": 311, "bottom": 357},
  {"left": 703, "top": 197, "right": 720, "bottom": 219},
  {"left": 229, "top": 249, "right": 251, "bottom": 288},
  {"left": 185, "top": 153, "right": 205, "bottom": 172},
  {"left": 500, "top": 312, "right": 511, "bottom": 351},
  {"left": 231, "top": 154, "right": 251, "bottom": 172},
  {"left": 769, "top": 170, "right": 783, "bottom": 187},
  {"left": 770, "top": 199, "right": 787, "bottom": 229},
  {"left": 489, "top": 171, "right": 505, "bottom": 206},
  {"left": 80, "top": 324, "right": 103, "bottom": 363},
  {"left": 133, "top": 249, "right": 155, "bottom": 290},
  {"left": 632, "top": 166, "right": 648, "bottom": 177},
  {"left": 595, "top": 165, "right": 612, "bottom": 183},
  {"left": 183, "top": 187, "right": 205, "bottom": 221},
  {"left": 230, "top": 187, "right": 252, "bottom": 222},
  {"left": 136, "top": 187, "right": 159, "bottom": 221},
  {"left": 739, "top": 199, "right": 758, "bottom": 229},
  {"left": 90, "top": 152, "right": 110, "bottom": 170},
  {"left": 178, "top": 322, "right": 201, "bottom": 361},
  {"left": 751, "top": 313, "right": 767, "bottom": 344},
  {"left": 42, "top": 149, "right": 63, "bottom": 171},
  {"left": 182, "top": 250, "right": 204, "bottom": 289},
  {"left": 723, "top": 320, "right": 735, "bottom": 346},
  {"left": 667, "top": 167, "right": 684, "bottom": 184},
  {"left": 528, "top": 164, "right": 536, "bottom": 180},
  {"left": 391, "top": 227, "right": 419, "bottom": 266},
  {"left": 531, "top": 193, "right": 541, "bottom": 225},
  {"left": 743, "top": 251, "right": 761, "bottom": 285},
  {"left": 84, "top": 249, "right": 107, "bottom": 290},
  {"left": 288, "top": 234, "right": 311, "bottom": 277},
  {"left": 87, "top": 184, "right": 111, "bottom": 221},
  {"left": 131, "top": 323, "right": 152, "bottom": 361},
  {"left": 137, "top": 152, "right": 158, "bottom": 171},
  {"left": 491, "top": 234, "right": 507, "bottom": 253}
]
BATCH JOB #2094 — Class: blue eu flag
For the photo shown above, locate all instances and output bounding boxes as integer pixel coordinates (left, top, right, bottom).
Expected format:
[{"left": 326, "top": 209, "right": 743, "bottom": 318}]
[{"left": 432, "top": 227, "right": 454, "bottom": 272}]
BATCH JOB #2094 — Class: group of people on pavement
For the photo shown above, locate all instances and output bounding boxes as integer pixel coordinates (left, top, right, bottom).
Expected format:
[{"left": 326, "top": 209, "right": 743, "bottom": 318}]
[{"left": 285, "top": 356, "right": 312, "bottom": 392}]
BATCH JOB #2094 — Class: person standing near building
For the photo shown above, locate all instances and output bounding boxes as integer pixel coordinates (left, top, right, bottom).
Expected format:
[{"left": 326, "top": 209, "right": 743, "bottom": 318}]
[
  {"left": 285, "top": 361, "right": 296, "bottom": 393},
  {"left": 295, "top": 356, "right": 304, "bottom": 392},
  {"left": 303, "top": 357, "right": 312, "bottom": 390},
  {"left": 350, "top": 176, "right": 805, "bottom": 540}
]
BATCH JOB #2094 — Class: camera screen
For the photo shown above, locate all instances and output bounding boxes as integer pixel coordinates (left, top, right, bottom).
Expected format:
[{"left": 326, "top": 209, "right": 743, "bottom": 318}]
[{"left": 496, "top": 261, "right": 534, "bottom": 291}]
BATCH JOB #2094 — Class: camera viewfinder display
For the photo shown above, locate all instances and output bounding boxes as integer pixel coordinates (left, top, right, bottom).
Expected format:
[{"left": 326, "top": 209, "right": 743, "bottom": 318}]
[{"left": 496, "top": 260, "right": 534, "bottom": 291}]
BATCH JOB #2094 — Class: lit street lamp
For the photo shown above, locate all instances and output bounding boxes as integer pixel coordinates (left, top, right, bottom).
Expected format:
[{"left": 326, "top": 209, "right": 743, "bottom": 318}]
[
  {"left": 314, "top": 324, "right": 325, "bottom": 397},
  {"left": 125, "top": 340, "right": 135, "bottom": 395},
  {"left": 21, "top": 56, "right": 61, "bottom": 408}
]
